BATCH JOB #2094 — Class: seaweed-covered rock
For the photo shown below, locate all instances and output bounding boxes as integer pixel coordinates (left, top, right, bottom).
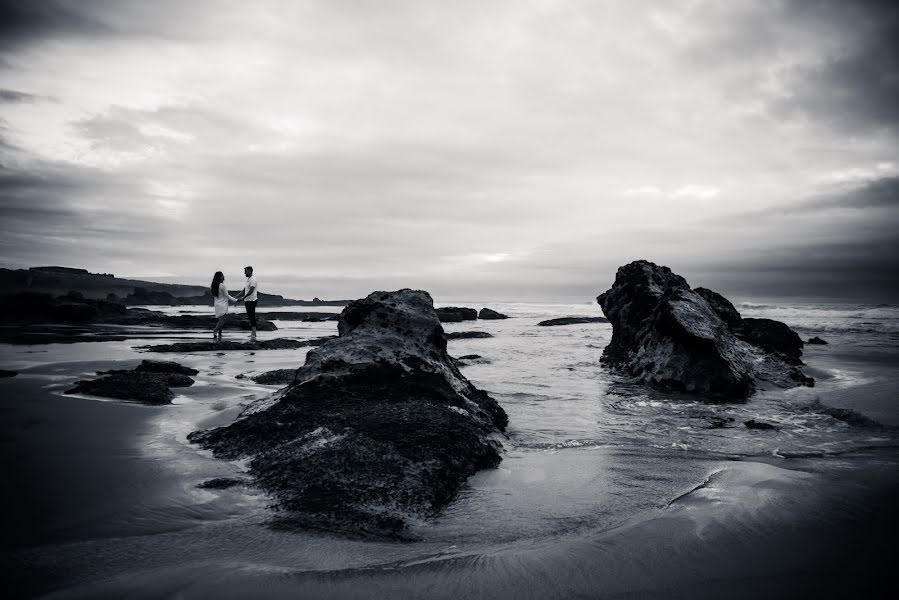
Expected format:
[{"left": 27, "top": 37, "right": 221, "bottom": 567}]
[
  {"left": 596, "top": 260, "right": 813, "bottom": 400},
  {"left": 478, "top": 308, "right": 509, "bottom": 320},
  {"left": 188, "top": 289, "right": 507, "bottom": 536}
]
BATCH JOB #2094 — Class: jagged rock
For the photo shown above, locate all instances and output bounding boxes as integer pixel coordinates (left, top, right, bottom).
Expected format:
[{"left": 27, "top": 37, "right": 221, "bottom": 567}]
[
  {"left": 478, "top": 308, "right": 509, "bottom": 320},
  {"left": 134, "top": 359, "right": 199, "bottom": 376},
  {"left": 66, "top": 368, "right": 194, "bottom": 404},
  {"left": 693, "top": 287, "right": 742, "bottom": 325},
  {"left": 446, "top": 331, "right": 493, "bottom": 340},
  {"left": 807, "top": 336, "right": 829, "bottom": 345},
  {"left": 596, "top": 260, "right": 813, "bottom": 400},
  {"left": 188, "top": 289, "right": 507, "bottom": 536},
  {"left": 0, "top": 369, "right": 17, "bottom": 378},
  {"left": 435, "top": 307, "right": 478, "bottom": 323},
  {"left": 537, "top": 316, "right": 610, "bottom": 327},
  {"left": 143, "top": 336, "right": 334, "bottom": 353},
  {"left": 744, "top": 419, "right": 778, "bottom": 430},
  {"left": 252, "top": 369, "right": 297, "bottom": 385}
]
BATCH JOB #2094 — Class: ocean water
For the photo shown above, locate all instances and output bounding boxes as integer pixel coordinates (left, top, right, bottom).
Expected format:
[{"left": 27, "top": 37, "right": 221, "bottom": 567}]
[{"left": 2, "top": 299, "right": 899, "bottom": 598}]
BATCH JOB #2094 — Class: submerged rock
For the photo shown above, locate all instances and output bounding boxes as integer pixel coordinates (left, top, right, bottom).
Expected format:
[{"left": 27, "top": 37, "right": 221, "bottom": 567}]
[
  {"left": 807, "top": 336, "right": 829, "bottom": 345},
  {"left": 188, "top": 289, "right": 507, "bottom": 536},
  {"left": 435, "top": 307, "right": 478, "bottom": 323},
  {"left": 596, "top": 260, "right": 813, "bottom": 400},
  {"left": 446, "top": 331, "right": 494, "bottom": 340},
  {"left": 537, "top": 316, "right": 610, "bottom": 327},
  {"left": 478, "top": 308, "right": 509, "bottom": 320}
]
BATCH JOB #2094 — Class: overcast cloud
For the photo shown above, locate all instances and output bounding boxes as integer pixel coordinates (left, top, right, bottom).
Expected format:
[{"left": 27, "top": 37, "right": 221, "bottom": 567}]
[{"left": 1, "top": 0, "right": 897, "bottom": 301}]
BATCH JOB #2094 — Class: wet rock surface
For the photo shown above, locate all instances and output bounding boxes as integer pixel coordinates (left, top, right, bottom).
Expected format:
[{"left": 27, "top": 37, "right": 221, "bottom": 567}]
[
  {"left": 251, "top": 369, "right": 297, "bottom": 385},
  {"left": 597, "top": 260, "right": 813, "bottom": 400},
  {"left": 143, "top": 336, "right": 335, "bottom": 353},
  {"left": 807, "top": 336, "right": 829, "bottom": 345},
  {"left": 188, "top": 289, "right": 508, "bottom": 536},
  {"left": 197, "top": 478, "right": 247, "bottom": 490},
  {"left": 66, "top": 361, "right": 196, "bottom": 404},
  {"left": 134, "top": 359, "right": 199, "bottom": 376},
  {"left": 537, "top": 316, "right": 610, "bottom": 327}
]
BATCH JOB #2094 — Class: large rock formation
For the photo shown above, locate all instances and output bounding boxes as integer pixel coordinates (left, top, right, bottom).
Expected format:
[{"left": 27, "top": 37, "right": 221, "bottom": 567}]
[
  {"left": 597, "top": 261, "right": 813, "bottom": 399},
  {"left": 188, "top": 289, "right": 508, "bottom": 536}
]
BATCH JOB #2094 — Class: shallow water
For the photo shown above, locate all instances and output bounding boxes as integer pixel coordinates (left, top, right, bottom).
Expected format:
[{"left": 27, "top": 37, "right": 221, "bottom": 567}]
[{"left": 2, "top": 299, "right": 898, "bottom": 598}]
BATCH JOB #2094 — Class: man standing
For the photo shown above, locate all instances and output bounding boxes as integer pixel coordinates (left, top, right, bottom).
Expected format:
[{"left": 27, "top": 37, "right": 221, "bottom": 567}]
[{"left": 234, "top": 265, "right": 259, "bottom": 341}]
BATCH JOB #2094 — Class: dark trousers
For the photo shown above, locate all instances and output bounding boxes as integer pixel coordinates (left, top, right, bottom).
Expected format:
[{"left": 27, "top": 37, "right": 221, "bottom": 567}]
[{"left": 245, "top": 300, "right": 258, "bottom": 328}]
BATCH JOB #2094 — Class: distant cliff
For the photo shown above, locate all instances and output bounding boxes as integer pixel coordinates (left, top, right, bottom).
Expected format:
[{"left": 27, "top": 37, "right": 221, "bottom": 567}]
[{"left": 0, "top": 267, "right": 349, "bottom": 306}]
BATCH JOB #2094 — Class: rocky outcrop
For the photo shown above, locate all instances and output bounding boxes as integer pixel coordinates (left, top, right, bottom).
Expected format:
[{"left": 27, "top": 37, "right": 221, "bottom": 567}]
[
  {"left": 478, "top": 308, "right": 509, "bottom": 320},
  {"left": 66, "top": 361, "right": 196, "bottom": 404},
  {"left": 144, "top": 336, "right": 334, "bottom": 353},
  {"left": 446, "top": 331, "right": 494, "bottom": 340},
  {"left": 596, "top": 260, "right": 813, "bottom": 400},
  {"left": 537, "top": 316, "right": 610, "bottom": 327},
  {"left": 188, "top": 289, "right": 507, "bottom": 536},
  {"left": 807, "top": 336, "right": 828, "bottom": 345},
  {"left": 435, "top": 307, "right": 478, "bottom": 322}
]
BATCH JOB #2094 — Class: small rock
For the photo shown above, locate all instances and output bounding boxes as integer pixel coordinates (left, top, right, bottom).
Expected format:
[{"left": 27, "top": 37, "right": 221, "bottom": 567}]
[
  {"left": 478, "top": 308, "right": 509, "bottom": 320},
  {"left": 435, "top": 307, "right": 478, "bottom": 323},
  {"left": 537, "top": 317, "right": 609, "bottom": 327},
  {"left": 135, "top": 359, "right": 199, "bottom": 376},
  {"left": 0, "top": 369, "right": 17, "bottom": 378},
  {"left": 446, "top": 331, "right": 493, "bottom": 340},
  {"left": 807, "top": 336, "right": 829, "bottom": 345},
  {"left": 252, "top": 369, "right": 297, "bottom": 385}
]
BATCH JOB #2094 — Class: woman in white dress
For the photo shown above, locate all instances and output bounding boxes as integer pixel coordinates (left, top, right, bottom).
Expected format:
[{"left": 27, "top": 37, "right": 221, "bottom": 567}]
[{"left": 211, "top": 271, "right": 237, "bottom": 341}]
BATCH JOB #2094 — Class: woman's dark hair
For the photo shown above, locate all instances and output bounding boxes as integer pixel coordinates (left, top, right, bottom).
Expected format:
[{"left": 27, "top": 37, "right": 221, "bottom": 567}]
[{"left": 211, "top": 271, "right": 224, "bottom": 296}]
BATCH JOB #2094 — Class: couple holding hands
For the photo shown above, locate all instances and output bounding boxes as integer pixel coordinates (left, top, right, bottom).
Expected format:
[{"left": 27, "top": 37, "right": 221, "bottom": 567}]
[{"left": 210, "top": 266, "right": 258, "bottom": 342}]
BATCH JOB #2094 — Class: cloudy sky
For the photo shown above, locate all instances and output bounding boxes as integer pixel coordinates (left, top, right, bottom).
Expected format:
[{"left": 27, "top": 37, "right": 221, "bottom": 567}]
[{"left": 1, "top": 0, "right": 897, "bottom": 301}]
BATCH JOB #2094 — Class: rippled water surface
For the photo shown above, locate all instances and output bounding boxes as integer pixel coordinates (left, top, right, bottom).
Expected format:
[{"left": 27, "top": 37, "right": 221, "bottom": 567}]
[{"left": 2, "top": 299, "right": 898, "bottom": 598}]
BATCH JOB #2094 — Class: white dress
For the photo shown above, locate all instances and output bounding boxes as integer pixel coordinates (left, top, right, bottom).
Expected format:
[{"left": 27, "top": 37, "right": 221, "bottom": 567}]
[{"left": 214, "top": 283, "right": 236, "bottom": 318}]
